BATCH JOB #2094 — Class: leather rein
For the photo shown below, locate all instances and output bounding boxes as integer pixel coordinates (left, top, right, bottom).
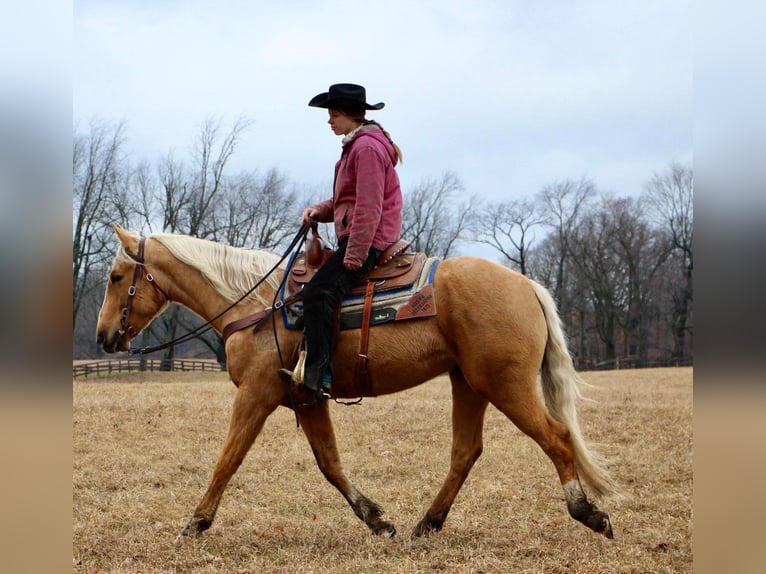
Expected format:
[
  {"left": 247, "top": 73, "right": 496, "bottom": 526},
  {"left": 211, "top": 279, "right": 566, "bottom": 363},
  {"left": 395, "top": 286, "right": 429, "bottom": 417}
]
[{"left": 123, "top": 224, "right": 311, "bottom": 356}]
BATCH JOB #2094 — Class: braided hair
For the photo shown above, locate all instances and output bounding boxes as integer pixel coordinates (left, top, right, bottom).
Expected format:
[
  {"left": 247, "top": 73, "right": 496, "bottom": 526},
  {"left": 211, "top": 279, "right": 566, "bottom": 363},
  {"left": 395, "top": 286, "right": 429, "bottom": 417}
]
[{"left": 343, "top": 109, "right": 403, "bottom": 164}]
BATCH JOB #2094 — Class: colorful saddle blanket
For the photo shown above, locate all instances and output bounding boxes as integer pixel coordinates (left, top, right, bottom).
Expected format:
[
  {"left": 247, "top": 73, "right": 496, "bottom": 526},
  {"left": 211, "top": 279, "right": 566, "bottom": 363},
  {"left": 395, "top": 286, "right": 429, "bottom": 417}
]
[{"left": 279, "top": 249, "right": 440, "bottom": 331}]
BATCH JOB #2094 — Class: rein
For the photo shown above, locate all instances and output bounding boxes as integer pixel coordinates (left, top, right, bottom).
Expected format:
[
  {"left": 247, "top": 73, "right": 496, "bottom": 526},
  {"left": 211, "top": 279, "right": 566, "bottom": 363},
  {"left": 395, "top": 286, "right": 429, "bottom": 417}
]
[{"left": 125, "top": 223, "right": 312, "bottom": 356}]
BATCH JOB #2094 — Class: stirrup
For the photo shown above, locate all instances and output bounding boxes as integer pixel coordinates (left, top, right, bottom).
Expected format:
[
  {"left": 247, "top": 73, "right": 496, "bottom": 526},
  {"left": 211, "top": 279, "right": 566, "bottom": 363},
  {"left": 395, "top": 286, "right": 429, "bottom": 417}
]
[
  {"left": 291, "top": 350, "right": 307, "bottom": 385},
  {"left": 278, "top": 371, "right": 331, "bottom": 406}
]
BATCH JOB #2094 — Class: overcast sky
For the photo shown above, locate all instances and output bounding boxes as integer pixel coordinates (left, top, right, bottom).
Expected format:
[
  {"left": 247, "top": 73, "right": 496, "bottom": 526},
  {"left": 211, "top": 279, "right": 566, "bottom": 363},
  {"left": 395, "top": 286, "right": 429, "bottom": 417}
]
[{"left": 74, "top": 0, "right": 693, "bottom": 207}]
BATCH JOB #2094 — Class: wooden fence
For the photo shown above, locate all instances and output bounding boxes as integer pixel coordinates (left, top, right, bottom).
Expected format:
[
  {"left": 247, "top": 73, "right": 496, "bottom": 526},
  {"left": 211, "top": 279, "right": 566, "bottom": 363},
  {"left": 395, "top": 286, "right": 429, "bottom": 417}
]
[
  {"left": 74, "top": 356, "right": 691, "bottom": 380},
  {"left": 576, "top": 356, "right": 693, "bottom": 371},
  {"left": 73, "top": 359, "right": 225, "bottom": 379}
]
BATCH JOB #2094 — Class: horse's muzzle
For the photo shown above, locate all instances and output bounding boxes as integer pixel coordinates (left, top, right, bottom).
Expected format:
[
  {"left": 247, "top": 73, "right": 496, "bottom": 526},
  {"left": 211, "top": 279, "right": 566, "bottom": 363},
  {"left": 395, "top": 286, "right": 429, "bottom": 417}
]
[{"left": 97, "top": 329, "right": 129, "bottom": 353}]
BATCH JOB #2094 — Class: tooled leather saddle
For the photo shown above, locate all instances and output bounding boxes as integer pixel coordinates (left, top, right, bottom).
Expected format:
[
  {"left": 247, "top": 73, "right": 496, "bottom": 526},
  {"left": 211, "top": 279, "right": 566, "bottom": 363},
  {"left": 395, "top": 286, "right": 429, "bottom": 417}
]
[{"left": 287, "top": 234, "right": 423, "bottom": 296}]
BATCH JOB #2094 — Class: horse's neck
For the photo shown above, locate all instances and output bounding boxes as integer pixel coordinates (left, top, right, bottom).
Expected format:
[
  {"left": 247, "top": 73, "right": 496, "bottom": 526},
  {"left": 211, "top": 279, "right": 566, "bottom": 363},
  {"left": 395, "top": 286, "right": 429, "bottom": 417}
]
[{"left": 160, "top": 259, "right": 279, "bottom": 331}]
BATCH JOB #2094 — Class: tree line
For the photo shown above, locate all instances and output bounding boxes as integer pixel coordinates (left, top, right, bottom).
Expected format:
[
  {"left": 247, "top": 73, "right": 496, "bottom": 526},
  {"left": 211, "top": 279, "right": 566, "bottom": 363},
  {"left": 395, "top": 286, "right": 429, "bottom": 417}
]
[{"left": 73, "top": 117, "right": 693, "bottom": 368}]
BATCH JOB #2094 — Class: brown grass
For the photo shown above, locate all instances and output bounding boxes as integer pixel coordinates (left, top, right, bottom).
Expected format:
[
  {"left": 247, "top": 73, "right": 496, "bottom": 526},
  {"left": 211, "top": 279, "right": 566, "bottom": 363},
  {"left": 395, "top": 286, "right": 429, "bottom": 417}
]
[{"left": 73, "top": 367, "right": 692, "bottom": 573}]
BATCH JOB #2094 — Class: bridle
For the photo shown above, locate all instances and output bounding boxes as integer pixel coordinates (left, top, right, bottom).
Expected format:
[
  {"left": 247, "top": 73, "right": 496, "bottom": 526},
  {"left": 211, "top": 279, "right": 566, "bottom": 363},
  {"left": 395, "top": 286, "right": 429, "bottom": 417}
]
[{"left": 120, "top": 236, "right": 169, "bottom": 338}]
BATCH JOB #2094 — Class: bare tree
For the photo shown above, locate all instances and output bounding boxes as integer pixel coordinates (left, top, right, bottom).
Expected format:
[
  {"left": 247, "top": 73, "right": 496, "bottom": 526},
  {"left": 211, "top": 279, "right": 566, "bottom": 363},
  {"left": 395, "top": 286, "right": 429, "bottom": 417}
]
[
  {"left": 148, "top": 116, "right": 252, "bottom": 366},
  {"left": 568, "top": 201, "right": 625, "bottom": 361},
  {"left": 218, "top": 168, "right": 301, "bottom": 250},
  {"left": 565, "top": 195, "right": 673, "bottom": 365},
  {"left": 476, "top": 198, "right": 544, "bottom": 275},
  {"left": 402, "top": 171, "right": 476, "bottom": 257},
  {"left": 644, "top": 161, "right": 693, "bottom": 360},
  {"left": 528, "top": 233, "right": 591, "bottom": 363},
  {"left": 106, "top": 157, "right": 143, "bottom": 230},
  {"left": 536, "top": 178, "right": 596, "bottom": 309},
  {"left": 187, "top": 115, "right": 253, "bottom": 238},
  {"left": 607, "top": 197, "right": 670, "bottom": 361},
  {"left": 527, "top": 234, "right": 560, "bottom": 289},
  {"left": 156, "top": 151, "right": 191, "bottom": 232},
  {"left": 132, "top": 160, "right": 159, "bottom": 231},
  {"left": 72, "top": 119, "right": 127, "bottom": 332}
]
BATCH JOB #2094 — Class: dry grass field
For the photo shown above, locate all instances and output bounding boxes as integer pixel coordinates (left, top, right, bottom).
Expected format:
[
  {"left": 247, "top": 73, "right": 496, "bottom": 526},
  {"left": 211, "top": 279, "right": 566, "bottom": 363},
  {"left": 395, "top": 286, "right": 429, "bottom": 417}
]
[{"left": 73, "top": 367, "right": 692, "bottom": 573}]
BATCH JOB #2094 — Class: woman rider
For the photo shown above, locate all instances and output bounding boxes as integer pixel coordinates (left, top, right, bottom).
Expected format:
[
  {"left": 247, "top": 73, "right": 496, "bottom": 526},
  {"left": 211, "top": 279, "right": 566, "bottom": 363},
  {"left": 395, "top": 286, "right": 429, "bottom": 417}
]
[{"left": 281, "top": 83, "right": 403, "bottom": 402}]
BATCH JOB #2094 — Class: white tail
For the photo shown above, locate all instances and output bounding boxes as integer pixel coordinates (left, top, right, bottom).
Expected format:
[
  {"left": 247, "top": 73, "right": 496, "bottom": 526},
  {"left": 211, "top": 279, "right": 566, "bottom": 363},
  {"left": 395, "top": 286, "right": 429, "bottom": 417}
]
[{"left": 530, "top": 280, "right": 618, "bottom": 499}]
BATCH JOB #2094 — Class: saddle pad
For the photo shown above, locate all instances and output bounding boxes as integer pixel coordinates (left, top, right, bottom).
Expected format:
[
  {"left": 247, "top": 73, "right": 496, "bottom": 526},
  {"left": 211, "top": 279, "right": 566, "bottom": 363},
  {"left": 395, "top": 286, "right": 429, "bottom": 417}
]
[{"left": 280, "top": 255, "right": 440, "bottom": 331}]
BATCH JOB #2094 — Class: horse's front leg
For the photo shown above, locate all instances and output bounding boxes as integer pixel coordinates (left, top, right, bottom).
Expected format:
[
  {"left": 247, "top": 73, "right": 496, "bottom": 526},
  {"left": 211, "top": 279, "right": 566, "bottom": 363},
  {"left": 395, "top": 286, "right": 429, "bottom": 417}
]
[
  {"left": 297, "top": 402, "right": 397, "bottom": 537},
  {"left": 179, "top": 381, "right": 279, "bottom": 538}
]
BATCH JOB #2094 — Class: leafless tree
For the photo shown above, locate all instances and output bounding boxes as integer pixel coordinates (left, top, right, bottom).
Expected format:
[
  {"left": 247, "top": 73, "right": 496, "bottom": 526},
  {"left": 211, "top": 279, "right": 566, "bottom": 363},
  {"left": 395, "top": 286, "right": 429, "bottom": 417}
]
[
  {"left": 217, "top": 168, "right": 300, "bottom": 250},
  {"left": 644, "top": 161, "right": 693, "bottom": 360},
  {"left": 566, "top": 195, "right": 672, "bottom": 364},
  {"left": 402, "top": 171, "right": 477, "bottom": 257},
  {"left": 154, "top": 115, "right": 253, "bottom": 237},
  {"left": 536, "top": 178, "right": 596, "bottom": 309},
  {"left": 147, "top": 116, "right": 252, "bottom": 365},
  {"left": 72, "top": 119, "right": 127, "bottom": 332},
  {"left": 131, "top": 160, "right": 159, "bottom": 231},
  {"left": 608, "top": 197, "right": 670, "bottom": 361},
  {"left": 186, "top": 116, "right": 252, "bottom": 236},
  {"left": 476, "top": 198, "right": 544, "bottom": 275},
  {"left": 528, "top": 234, "right": 591, "bottom": 362},
  {"left": 567, "top": 200, "right": 625, "bottom": 361},
  {"left": 156, "top": 151, "right": 190, "bottom": 233}
]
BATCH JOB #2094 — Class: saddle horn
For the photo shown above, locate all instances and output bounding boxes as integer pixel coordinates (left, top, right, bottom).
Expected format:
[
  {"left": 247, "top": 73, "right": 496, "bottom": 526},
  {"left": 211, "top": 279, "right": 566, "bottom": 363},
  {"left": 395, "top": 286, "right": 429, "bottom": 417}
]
[{"left": 305, "top": 222, "right": 327, "bottom": 268}]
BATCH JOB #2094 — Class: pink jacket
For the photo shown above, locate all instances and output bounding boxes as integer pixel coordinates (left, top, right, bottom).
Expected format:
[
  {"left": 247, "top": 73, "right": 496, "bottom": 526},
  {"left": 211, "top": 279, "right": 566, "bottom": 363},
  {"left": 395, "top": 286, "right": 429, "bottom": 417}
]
[{"left": 311, "top": 125, "right": 403, "bottom": 268}]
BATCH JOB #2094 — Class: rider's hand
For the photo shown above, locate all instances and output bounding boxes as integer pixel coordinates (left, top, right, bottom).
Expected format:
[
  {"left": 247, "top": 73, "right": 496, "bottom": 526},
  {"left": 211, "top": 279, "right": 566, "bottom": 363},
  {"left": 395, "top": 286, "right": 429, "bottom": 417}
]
[{"left": 301, "top": 208, "right": 318, "bottom": 224}]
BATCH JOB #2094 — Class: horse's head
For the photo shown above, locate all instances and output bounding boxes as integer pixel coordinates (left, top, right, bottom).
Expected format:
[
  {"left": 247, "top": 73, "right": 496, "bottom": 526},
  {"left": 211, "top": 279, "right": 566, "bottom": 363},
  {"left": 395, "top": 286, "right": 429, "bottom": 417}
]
[{"left": 96, "top": 224, "right": 169, "bottom": 353}]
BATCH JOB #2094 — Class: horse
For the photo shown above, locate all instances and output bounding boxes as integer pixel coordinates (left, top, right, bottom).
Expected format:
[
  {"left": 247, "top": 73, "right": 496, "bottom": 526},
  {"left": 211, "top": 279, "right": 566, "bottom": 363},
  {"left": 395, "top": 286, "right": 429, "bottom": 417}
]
[{"left": 96, "top": 224, "right": 617, "bottom": 541}]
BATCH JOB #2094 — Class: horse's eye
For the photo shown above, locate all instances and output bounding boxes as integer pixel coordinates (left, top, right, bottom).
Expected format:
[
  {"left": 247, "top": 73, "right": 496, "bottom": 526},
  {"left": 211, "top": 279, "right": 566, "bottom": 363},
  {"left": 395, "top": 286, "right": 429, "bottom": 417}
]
[{"left": 110, "top": 274, "right": 123, "bottom": 284}]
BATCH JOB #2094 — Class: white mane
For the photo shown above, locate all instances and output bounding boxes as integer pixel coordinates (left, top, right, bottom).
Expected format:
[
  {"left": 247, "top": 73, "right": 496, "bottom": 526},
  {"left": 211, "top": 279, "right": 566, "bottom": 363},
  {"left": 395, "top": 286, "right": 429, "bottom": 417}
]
[{"left": 116, "top": 232, "right": 285, "bottom": 307}]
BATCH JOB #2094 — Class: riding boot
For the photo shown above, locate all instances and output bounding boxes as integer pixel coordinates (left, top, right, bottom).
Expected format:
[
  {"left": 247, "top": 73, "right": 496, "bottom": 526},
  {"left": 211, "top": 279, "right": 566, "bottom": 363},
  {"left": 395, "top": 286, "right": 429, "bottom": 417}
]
[
  {"left": 276, "top": 345, "right": 330, "bottom": 402},
  {"left": 303, "top": 362, "right": 332, "bottom": 400}
]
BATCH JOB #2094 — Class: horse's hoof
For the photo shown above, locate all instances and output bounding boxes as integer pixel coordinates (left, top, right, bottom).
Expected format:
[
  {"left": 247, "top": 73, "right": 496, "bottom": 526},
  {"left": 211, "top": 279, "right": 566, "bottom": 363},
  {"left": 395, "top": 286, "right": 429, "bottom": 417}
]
[
  {"left": 410, "top": 516, "right": 443, "bottom": 539},
  {"left": 601, "top": 513, "right": 614, "bottom": 539},
  {"left": 373, "top": 521, "right": 397, "bottom": 538},
  {"left": 178, "top": 517, "right": 210, "bottom": 539},
  {"left": 591, "top": 511, "right": 614, "bottom": 539}
]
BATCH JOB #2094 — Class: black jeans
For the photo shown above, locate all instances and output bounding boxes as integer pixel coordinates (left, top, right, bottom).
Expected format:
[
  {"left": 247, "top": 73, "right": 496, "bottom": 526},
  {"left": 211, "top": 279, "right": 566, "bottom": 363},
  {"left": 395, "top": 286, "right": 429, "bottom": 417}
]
[{"left": 302, "top": 236, "right": 378, "bottom": 391}]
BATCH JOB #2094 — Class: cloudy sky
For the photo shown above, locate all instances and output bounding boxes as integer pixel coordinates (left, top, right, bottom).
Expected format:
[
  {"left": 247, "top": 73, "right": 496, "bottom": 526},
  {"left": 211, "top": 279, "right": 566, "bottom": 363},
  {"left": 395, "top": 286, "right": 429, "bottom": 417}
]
[{"left": 74, "top": 0, "right": 693, "bottom": 206}]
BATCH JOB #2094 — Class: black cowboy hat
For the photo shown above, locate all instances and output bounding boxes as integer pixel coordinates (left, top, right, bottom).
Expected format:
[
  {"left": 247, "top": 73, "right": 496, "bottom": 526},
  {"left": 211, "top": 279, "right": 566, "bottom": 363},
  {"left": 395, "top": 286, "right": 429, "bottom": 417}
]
[{"left": 308, "top": 83, "right": 385, "bottom": 111}]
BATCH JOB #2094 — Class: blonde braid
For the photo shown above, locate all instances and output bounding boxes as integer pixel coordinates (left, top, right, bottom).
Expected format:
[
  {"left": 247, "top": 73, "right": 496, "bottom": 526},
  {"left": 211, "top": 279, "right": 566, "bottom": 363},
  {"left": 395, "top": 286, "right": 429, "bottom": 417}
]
[{"left": 363, "top": 119, "right": 403, "bottom": 164}]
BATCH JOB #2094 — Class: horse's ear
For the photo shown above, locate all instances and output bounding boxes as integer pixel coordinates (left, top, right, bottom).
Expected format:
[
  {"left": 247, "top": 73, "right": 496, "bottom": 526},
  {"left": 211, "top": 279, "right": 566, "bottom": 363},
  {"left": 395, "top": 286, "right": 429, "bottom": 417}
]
[{"left": 112, "top": 223, "right": 140, "bottom": 256}]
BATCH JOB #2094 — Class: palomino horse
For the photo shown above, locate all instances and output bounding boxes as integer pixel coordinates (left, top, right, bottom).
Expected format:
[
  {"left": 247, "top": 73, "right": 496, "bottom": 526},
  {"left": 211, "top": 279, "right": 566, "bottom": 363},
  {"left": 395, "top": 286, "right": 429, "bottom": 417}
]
[{"left": 96, "top": 224, "right": 616, "bottom": 540}]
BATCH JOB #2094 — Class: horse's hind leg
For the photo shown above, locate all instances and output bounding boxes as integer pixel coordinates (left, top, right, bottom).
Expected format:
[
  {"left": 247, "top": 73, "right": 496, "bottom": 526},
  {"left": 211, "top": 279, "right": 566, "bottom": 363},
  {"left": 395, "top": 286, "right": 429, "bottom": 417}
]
[
  {"left": 412, "top": 368, "right": 489, "bottom": 538},
  {"left": 297, "top": 402, "right": 397, "bottom": 537},
  {"left": 180, "top": 382, "right": 279, "bottom": 537},
  {"left": 483, "top": 365, "right": 613, "bottom": 538}
]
